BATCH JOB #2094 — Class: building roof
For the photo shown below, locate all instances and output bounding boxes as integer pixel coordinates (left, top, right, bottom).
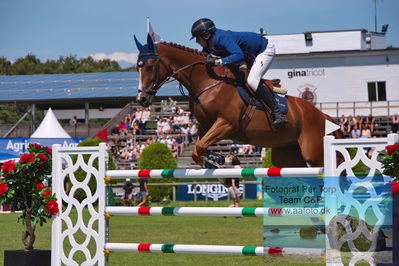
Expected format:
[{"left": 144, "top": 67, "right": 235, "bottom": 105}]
[{"left": 0, "top": 71, "right": 182, "bottom": 108}]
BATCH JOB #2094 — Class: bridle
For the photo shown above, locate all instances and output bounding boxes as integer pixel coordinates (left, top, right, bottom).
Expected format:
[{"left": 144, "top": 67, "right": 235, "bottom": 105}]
[{"left": 138, "top": 52, "right": 205, "bottom": 97}]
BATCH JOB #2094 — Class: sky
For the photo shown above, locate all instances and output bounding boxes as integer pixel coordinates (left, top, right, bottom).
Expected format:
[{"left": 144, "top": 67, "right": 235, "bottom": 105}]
[{"left": 0, "top": 0, "right": 398, "bottom": 67}]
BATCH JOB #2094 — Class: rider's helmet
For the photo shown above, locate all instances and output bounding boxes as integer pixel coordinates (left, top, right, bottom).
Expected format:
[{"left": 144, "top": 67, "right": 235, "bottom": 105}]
[{"left": 190, "top": 18, "right": 216, "bottom": 40}]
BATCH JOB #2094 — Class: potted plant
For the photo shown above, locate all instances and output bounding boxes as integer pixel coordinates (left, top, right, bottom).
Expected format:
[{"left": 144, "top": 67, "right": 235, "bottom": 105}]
[
  {"left": 0, "top": 144, "right": 58, "bottom": 266},
  {"left": 380, "top": 143, "right": 399, "bottom": 194},
  {"left": 380, "top": 143, "right": 399, "bottom": 262}
]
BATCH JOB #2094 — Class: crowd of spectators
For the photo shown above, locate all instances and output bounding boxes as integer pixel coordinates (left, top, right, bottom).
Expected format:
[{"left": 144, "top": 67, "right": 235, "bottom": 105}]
[
  {"left": 338, "top": 114, "right": 376, "bottom": 138},
  {"left": 108, "top": 98, "right": 200, "bottom": 164},
  {"left": 337, "top": 113, "right": 399, "bottom": 138}
]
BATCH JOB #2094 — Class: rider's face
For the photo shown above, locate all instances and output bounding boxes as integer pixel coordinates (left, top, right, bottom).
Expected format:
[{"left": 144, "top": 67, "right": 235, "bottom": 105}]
[{"left": 196, "top": 36, "right": 208, "bottom": 48}]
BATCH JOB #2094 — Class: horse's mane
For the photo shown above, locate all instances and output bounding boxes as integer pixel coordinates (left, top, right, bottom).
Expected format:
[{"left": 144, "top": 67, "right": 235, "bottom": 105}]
[{"left": 159, "top": 42, "right": 207, "bottom": 57}]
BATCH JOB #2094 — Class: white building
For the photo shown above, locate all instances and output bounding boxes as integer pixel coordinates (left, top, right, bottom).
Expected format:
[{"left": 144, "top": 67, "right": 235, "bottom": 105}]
[{"left": 267, "top": 29, "right": 399, "bottom": 117}]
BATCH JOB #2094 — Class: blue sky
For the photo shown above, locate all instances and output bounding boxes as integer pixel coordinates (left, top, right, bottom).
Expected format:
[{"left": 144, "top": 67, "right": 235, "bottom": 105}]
[{"left": 0, "top": 0, "right": 398, "bottom": 66}]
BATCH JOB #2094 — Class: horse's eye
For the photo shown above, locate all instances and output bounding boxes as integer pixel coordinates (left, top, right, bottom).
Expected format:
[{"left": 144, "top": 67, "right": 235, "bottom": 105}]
[{"left": 145, "top": 65, "right": 152, "bottom": 72}]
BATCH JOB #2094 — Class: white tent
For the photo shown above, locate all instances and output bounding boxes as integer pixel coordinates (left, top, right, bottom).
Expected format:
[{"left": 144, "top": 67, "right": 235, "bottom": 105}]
[{"left": 30, "top": 108, "right": 71, "bottom": 138}]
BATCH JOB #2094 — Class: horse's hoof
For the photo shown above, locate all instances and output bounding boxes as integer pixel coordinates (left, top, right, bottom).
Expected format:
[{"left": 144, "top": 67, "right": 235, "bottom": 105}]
[{"left": 207, "top": 151, "right": 225, "bottom": 165}]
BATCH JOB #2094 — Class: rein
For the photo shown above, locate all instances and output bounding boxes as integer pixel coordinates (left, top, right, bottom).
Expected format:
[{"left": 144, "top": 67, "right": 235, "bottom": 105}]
[{"left": 151, "top": 58, "right": 225, "bottom": 99}]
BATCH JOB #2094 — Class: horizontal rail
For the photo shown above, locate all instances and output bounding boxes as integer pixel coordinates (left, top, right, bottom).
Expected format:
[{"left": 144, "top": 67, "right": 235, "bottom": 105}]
[
  {"left": 105, "top": 243, "right": 325, "bottom": 257},
  {"left": 105, "top": 167, "right": 324, "bottom": 179},
  {"left": 105, "top": 207, "right": 327, "bottom": 217}
]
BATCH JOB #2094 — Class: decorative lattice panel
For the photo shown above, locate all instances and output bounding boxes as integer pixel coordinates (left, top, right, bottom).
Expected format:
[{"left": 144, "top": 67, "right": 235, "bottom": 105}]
[{"left": 51, "top": 144, "right": 107, "bottom": 266}]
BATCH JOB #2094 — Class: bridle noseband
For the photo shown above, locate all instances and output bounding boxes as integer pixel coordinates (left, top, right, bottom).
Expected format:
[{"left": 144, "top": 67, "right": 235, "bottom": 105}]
[{"left": 138, "top": 53, "right": 205, "bottom": 97}]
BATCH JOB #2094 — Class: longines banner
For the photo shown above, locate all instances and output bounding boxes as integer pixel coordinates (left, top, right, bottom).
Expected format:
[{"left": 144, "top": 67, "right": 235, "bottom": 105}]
[
  {"left": 0, "top": 138, "right": 85, "bottom": 160},
  {"left": 176, "top": 183, "right": 257, "bottom": 201}
]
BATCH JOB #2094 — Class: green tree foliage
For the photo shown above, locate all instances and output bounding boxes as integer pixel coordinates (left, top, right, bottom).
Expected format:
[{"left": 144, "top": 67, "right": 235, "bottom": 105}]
[
  {"left": 72, "top": 138, "right": 116, "bottom": 202},
  {"left": 0, "top": 54, "right": 125, "bottom": 75},
  {"left": 138, "top": 143, "right": 177, "bottom": 202}
]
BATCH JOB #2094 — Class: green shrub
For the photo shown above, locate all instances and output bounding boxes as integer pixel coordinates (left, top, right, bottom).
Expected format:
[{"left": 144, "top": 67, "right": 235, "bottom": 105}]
[
  {"left": 72, "top": 138, "right": 116, "bottom": 202},
  {"left": 138, "top": 143, "right": 177, "bottom": 202},
  {"left": 262, "top": 148, "right": 276, "bottom": 168}
]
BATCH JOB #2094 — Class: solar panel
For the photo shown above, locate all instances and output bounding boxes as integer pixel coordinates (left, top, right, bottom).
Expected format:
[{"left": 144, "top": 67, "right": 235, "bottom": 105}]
[{"left": 0, "top": 72, "right": 185, "bottom": 102}]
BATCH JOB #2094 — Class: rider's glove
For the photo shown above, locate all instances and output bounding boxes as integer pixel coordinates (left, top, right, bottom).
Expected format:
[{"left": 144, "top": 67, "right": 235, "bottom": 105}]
[{"left": 206, "top": 56, "right": 215, "bottom": 66}]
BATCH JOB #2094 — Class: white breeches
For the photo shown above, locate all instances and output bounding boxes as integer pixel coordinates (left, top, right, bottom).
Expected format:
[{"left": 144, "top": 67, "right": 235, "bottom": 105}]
[{"left": 247, "top": 40, "right": 275, "bottom": 92}]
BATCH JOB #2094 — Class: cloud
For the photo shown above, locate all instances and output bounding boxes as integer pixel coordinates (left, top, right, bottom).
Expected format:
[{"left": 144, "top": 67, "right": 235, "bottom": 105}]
[{"left": 90, "top": 52, "right": 138, "bottom": 66}]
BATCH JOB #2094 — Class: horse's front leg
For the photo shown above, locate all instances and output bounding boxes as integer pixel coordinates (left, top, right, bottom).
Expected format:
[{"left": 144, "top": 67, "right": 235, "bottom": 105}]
[{"left": 192, "top": 117, "right": 233, "bottom": 166}]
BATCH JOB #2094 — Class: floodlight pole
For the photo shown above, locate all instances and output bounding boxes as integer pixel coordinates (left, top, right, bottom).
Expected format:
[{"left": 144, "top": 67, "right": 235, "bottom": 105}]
[
  {"left": 31, "top": 103, "right": 36, "bottom": 133},
  {"left": 374, "top": 0, "right": 377, "bottom": 32}
]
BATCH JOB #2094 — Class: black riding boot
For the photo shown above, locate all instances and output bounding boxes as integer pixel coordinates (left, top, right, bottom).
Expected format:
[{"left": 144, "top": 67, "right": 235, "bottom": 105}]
[{"left": 255, "top": 84, "right": 288, "bottom": 127}]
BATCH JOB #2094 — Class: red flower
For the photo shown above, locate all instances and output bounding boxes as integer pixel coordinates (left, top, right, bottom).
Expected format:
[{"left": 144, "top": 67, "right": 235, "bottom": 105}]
[
  {"left": 1, "top": 160, "right": 16, "bottom": 174},
  {"left": 46, "top": 147, "right": 52, "bottom": 155},
  {"left": 35, "top": 183, "right": 47, "bottom": 191},
  {"left": 29, "top": 143, "right": 42, "bottom": 149},
  {"left": 20, "top": 153, "right": 35, "bottom": 164},
  {"left": 386, "top": 144, "right": 399, "bottom": 155},
  {"left": 0, "top": 182, "right": 8, "bottom": 197},
  {"left": 392, "top": 181, "right": 399, "bottom": 195},
  {"left": 41, "top": 190, "right": 52, "bottom": 199},
  {"left": 38, "top": 153, "right": 48, "bottom": 164},
  {"left": 45, "top": 199, "right": 59, "bottom": 215}
]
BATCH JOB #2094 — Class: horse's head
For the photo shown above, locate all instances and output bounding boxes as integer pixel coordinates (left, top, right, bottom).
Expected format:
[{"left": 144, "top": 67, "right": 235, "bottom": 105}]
[{"left": 134, "top": 34, "right": 170, "bottom": 107}]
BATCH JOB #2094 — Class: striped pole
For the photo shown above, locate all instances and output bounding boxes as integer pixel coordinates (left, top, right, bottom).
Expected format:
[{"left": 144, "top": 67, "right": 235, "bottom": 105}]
[
  {"left": 105, "top": 167, "right": 324, "bottom": 179},
  {"left": 105, "top": 207, "right": 327, "bottom": 217},
  {"left": 105, "top": 243, "right": 324, "bottom": 257}
]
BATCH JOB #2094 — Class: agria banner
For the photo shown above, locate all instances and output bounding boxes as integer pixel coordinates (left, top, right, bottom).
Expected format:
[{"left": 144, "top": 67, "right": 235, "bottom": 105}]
[{"left": 0, "top": 138, "right": 85, "bottom": 160}]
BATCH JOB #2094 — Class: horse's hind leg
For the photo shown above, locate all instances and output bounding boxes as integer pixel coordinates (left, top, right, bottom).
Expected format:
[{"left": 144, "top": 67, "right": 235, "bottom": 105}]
[
  {"left": 192, "top": 117, "right": 233, "bottom": 166},
  {"left": 271, "top": 142, "right": 307, "bottom": 167},
  {"left": 298, "top": 133, "right": 324, "bottom": 167}
]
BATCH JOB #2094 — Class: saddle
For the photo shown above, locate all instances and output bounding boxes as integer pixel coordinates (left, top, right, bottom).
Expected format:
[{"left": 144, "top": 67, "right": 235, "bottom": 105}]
[{"left": 239, "top": 69, "right": 288, "bottom": 131}]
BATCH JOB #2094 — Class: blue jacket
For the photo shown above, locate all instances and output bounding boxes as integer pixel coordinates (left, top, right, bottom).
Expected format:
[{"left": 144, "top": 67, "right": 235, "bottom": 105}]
[{"left": 204, "top": 29, "right": 268, "bottom": 66}]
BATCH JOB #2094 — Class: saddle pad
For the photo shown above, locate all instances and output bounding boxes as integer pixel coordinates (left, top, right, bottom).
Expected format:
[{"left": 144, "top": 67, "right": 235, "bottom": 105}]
[{"left": 237, "top": 86, "right": 288, "bottom": 114}]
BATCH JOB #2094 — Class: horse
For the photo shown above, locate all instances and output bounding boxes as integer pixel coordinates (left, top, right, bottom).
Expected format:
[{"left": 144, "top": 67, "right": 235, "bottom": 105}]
[{"left": 134, "top": 34, "right": 342, "bottom": 168}]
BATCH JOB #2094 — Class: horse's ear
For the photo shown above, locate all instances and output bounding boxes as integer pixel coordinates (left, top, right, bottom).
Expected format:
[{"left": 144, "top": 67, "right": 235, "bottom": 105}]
[
  {"left": 146, "top": 33, "right": 156, "bottom": 53},
  {"left": 134, "top": 35, "right": 143, "bottom": 52}
]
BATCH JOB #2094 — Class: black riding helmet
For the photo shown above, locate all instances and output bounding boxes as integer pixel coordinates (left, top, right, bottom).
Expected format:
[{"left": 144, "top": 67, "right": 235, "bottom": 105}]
[{"left": 190, "top": 18, "right": 216, "bottom": 40}]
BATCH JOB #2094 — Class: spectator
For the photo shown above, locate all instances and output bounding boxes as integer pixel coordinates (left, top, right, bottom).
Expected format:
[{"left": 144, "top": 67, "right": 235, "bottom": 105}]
[
  {"left": 175, "top": 133, "right": 185, "bottom": 155},
  {"left": 167, "top": 97, "right": 176, "bottom": 112},
  {"left": 391, "top": 113, "right": 399, "bottom": 133},
  {"left": 135, "top": 108, "right": 143, "bottom": 122},
  {"left": 347, "top": 115, "right": 355, "bottom": 133},
  {"left": 361, "top": 125, "right": 371, "bottom": 138},
  {"left": 141, "top": 107, "right": 151, "bottom": 123},
  {"left": 137, "top": 178, "right": 149, "bottom": 207},
  {"left": 338, "top": 115, "right": 349, "bottom": 133},
  {"left": 224, "top": 155, "right": 241, "bottom": 208},
  {"left": 188, "top": 123, "right": 198, "bottom": 143},
  {"left": 351, "top": 125, "right": 361, "bottom": 139},
  {"left": 121, "top": 179, "right": 135, "bottom": 206},
  {"left": 354, "top": 115, "right": 363, "bottom": 131},
  {"left": 171, "top": 140, "right": 179, "bottom": 158},
  {"left": 365, "top": 114, "right": 375, "bottom": 133},
  {"left": 117, "top": 119, "right": 128, "bottom": 135}
]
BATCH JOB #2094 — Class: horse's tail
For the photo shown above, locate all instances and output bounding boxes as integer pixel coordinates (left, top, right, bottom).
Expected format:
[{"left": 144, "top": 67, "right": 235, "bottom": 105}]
[{"left": 324, "top": 114, "right": 345, "bottom": 139}]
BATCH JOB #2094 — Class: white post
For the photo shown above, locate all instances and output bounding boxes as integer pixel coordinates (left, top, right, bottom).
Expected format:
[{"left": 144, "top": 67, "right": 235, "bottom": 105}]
[
  {"left": 98, "top": 143, "right": 107, "bottom": 266},
  {"left": 51, "top": 144, "right": 62, "bottom": 266}
]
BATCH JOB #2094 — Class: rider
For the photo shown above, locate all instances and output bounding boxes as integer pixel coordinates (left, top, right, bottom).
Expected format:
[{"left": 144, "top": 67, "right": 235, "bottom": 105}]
[{"left": 190, "top": 18, "right": 288, "bottom": 126}]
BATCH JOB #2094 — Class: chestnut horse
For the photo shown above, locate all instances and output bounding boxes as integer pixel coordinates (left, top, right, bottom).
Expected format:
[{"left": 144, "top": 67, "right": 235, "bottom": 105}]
[{"left": 134, "top": 35, "right": 341, "bottom": 168}]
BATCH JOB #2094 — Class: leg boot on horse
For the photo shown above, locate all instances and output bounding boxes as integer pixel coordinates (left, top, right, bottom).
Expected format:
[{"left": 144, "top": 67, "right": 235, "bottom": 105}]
[{"left": 255, "top": 83, "right": 288, "bottom": 127}]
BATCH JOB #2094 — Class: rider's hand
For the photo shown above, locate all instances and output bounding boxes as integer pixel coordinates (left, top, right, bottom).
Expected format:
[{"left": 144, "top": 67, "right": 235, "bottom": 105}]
[{"left": 206, "top": 56, "right": 215, "bottom": 66}]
